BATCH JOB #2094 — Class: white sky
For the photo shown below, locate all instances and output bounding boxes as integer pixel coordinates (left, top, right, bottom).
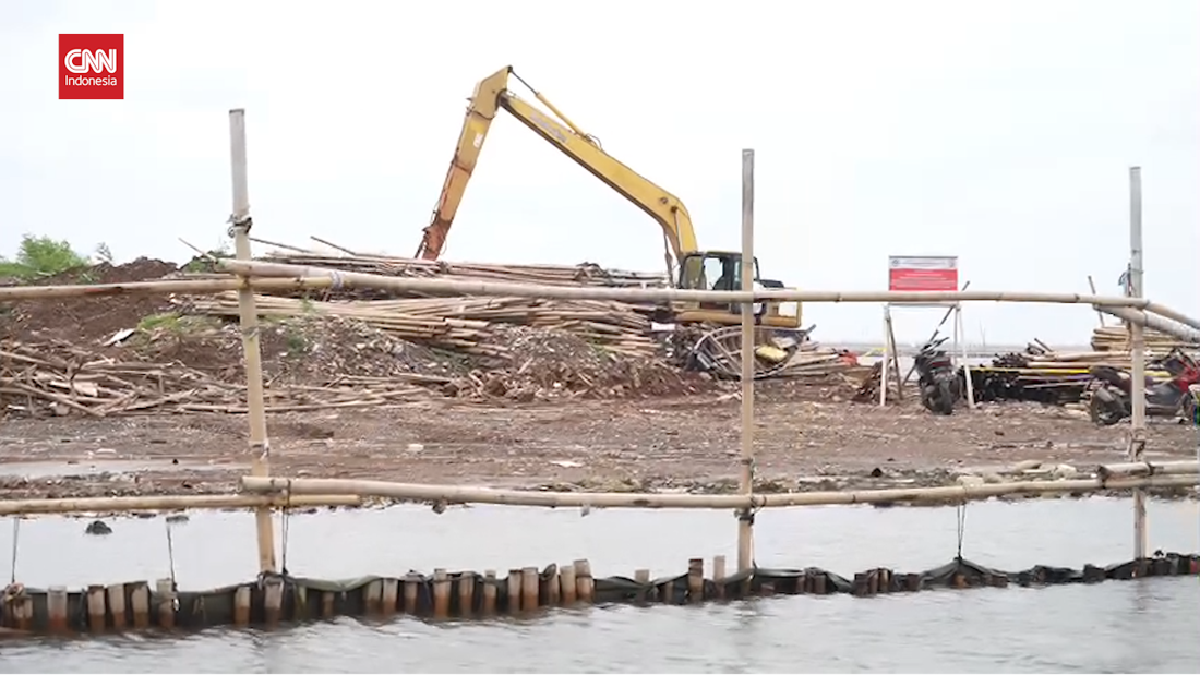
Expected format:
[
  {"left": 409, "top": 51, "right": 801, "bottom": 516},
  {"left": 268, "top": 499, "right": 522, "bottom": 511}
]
[{"left": 2, "top": 0, "right": 1197, "bottom": 344}]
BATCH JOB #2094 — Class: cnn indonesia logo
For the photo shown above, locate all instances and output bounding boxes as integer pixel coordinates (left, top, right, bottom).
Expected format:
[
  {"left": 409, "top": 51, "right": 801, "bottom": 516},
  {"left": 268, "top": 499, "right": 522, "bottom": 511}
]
[{"left": 59, "top": 34, "right": 123, "bottom": 100}]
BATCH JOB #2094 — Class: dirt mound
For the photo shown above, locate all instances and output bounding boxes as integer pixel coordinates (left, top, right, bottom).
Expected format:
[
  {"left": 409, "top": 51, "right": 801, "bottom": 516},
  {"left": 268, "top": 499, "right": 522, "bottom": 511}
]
[
  {"left": 133, "top": 314, "right": 463, "bottom": 385},
  {"left": 444, "top": 325, "right": 720, "bottom": 400},
  {"left": 1, "top": 258, "right": 180, "bottom": 343}
]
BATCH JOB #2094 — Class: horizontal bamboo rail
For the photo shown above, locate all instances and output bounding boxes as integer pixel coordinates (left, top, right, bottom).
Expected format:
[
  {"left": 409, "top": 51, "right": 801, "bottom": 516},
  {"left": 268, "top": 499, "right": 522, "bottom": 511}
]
[
  {"left": 0, "top": 277, "right": 331, "bottom": 301},
  {"left": 218, "top": 260, "right": 1156, "bottom": 307},
  {"left": 0, "top": 494, "right": 362, "bottom": 517},
  {"left": 242, "top": 470, "right": 1199, "bottom": 510},
  {"left": 0, "top": 461, "right": 1191, "bottom": 518},
  {"left": 0, "top": 269, "right": 1163, "bottom": 309},
  {"left": 1097, "top": 460, "right": 1200, "bottom": 477}
]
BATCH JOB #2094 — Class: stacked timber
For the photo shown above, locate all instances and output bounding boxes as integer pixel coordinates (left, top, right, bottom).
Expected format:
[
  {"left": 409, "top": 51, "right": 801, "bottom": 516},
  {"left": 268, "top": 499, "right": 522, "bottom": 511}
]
[
  {"left": 252, "top": 241, "right": 669, "bottom": 290},
  {"left": 1090, "top": 326, "right": 1200, "bottom": 355},
  {"left": 967, "top": 328, "right": 1200, "bottom": 405}
]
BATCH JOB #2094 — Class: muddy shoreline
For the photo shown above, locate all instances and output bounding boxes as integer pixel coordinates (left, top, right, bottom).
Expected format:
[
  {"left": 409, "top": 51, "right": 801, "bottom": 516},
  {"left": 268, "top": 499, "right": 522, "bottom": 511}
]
[{"left": 3, "top": 394, "right": 1196, "bottom": 504}]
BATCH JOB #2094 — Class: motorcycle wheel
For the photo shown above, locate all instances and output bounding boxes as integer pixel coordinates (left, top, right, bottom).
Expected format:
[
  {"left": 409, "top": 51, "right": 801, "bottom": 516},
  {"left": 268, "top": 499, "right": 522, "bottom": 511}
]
[
  {"left": 1182, "top": 394, "right": 1199, "bottom": 426},
  {"left": 1089, "top": 393, "right": 1125, "bottom": 426},
  {"left": 935, "top": 379, "right": 954, "bottom": 415},
  {"left": 920, "top": 385, "right": 938, "bottom": 413}
]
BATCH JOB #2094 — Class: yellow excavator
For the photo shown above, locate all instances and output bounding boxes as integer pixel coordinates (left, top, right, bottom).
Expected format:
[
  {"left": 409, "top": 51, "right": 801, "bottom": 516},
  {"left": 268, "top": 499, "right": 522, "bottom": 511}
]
[{"left": 415, "top": 65, "right": 803, "bottom": 332}]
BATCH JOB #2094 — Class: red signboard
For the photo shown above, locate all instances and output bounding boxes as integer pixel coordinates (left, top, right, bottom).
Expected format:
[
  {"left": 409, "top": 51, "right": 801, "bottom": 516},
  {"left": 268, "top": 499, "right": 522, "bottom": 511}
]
[{"left": 888, "top": 255, "right": 959, "bottom": 292}]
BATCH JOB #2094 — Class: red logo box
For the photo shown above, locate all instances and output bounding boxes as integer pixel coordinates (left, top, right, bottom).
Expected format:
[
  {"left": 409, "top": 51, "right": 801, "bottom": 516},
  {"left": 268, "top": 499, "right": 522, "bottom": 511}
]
[{"left": 59, "top": 34, "right": 123, "bottom": 100}]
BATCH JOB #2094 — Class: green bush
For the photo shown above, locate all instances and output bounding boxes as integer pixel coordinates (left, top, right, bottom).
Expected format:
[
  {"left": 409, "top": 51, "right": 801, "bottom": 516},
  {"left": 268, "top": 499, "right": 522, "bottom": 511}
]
[{"left": 0, "top": 234, "right": 90, "bottom": 280}]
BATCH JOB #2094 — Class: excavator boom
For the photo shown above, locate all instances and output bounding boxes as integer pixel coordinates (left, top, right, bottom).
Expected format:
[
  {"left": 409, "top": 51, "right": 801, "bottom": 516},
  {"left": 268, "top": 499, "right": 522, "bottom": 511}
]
[
  {"left": 415, "top": 66, "right": 802, "bottom": 332},
  {"left": 416, "top": 66, "right": 697, "bottom": 264}
]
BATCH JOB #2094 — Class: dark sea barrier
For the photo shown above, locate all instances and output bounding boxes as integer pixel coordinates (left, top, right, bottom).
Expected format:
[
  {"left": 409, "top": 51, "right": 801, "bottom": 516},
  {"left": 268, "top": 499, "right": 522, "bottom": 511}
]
[{"left": 2, "top": 553, "right": 1197, "bottom": 637}]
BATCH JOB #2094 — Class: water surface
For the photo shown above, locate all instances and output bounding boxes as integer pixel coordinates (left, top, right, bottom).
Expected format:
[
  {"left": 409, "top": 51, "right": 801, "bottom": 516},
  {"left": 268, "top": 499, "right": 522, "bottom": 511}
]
[{"left": 1, "top": 498, "right": 1197, "bottom": 673}]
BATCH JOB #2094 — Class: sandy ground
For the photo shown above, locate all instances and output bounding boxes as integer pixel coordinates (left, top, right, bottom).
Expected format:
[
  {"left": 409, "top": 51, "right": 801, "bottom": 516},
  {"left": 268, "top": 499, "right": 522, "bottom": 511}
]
[{"left": 2, "top": 386, "right": 1197, "bottom": 500}]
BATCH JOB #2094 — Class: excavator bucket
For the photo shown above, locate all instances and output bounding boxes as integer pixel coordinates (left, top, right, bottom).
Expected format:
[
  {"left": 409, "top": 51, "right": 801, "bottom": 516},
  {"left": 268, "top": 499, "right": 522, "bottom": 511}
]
[{"left": 682, "top": 325, "right": 801, "bottom": 380}]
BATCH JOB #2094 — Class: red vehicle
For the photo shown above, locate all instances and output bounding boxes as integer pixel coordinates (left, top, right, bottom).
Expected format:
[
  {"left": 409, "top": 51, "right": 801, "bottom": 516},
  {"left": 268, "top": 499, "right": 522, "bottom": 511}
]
[{"left": 1088, "top": 348, "right": 1200, "bottom": 425}]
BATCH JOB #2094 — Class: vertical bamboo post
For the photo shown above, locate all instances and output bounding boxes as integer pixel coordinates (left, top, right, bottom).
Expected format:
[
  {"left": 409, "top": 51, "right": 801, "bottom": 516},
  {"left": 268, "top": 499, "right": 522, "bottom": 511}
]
[
  {"left": 573, "top": 559, "right": 593, "bottom": 603},
  {"left": 521, "top": 567, "right": 539, "bottom": 611},
  {"left": 505, "top": 569, "right": 522, "bottom": 614},
  {"left": 155, "top": 578, "right": 176, "bottom": 629},
  {"left": 1128, "top": 165, "right": 1147, "bottom": 559},
  {"left": 687, "top": 557, "right": 705, "bottom": 602},
  {"left": 559, "top": 564, "right": 576, "bottom": 605},
  {"left": 457, "top": 571, "right": 476, "bottom": 615},
  {"left": 107, "top": 583, "right": 126, "bottom": 629},
  {"left": 47, "top": 587, "right": 69, "bottom": 633},
  {"left": 381, "top": 578, "right": 399, "bottom": 615},
  {"left": 956, "top": 306, "right": 976, "bottom": 408},
  {"left": 130, "top": 582, "right": 150, "bottom": 629},
  {"left": 878, "top": 309, "right": 891, "bottom": 407},
  {"left": 234, "top": 586, "right": 251, "bottom": 625},
  {"left": 86, "top": 584, "right": 106, "bottom": 631},
  {"left": 263, "top": 577, "right": 284, "bottom": 626},
  {"left": 432, "top": 569, "right": 450, "bottom": 619},
  {"left": 481, "top": 570, "right": 497, "bottom": 615},
  {"left": 738, "top": 148, "right": 756, "bottom": 573},
  {"left": 712, "top": 555, "right": 726, "bottom": 600},
  {"left": 228, "top": 108, "right": 277, "bottom": 574}
]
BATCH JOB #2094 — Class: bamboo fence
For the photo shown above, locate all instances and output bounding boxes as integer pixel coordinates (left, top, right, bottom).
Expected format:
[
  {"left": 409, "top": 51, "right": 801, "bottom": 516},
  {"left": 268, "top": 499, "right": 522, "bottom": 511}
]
[{"left": 6, "top": 113, "right": 1197, "bottom": 638}]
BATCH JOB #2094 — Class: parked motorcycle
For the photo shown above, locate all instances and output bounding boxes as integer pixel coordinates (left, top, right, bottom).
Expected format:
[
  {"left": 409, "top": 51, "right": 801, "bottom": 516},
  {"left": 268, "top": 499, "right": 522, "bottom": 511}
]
[
  {"left": 914, "top": 336, "right": 961, "bottom": 415},
  {"left": 1088, "top": 348, "right": 1200, "bottom": 426}
]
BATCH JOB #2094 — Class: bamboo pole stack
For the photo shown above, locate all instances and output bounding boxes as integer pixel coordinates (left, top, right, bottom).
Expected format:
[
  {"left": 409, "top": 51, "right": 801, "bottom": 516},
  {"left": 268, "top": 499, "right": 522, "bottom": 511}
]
[
  {"left": 1010, "top": 333, "right": 1197, "bottom": 372},
  {"left": 1091, "top": 326, "right": 1200, "bottom": 355},
  {"left": 184, "top": 292, "right": 660, "bottom": 357},
  {"left": 254, "top": 241, "right": 669, "bottom": 291}
]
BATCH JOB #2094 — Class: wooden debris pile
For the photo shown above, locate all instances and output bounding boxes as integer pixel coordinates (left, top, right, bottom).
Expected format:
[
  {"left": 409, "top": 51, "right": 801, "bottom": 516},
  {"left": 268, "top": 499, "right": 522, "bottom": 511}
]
[
  {"left": 1, "top": 311, "right": 718, "bottom": 416},
  {"left": 0, "top": 339, "right": 438, "bottom": 418},
  {"left": 442, "top": 325, "right": 719, "bottom": 401}
]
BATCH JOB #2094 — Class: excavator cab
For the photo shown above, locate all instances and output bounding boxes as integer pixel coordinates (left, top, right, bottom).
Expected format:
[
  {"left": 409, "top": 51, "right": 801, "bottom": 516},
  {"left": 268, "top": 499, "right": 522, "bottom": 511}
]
[
  {"left": 678, "top": 252, "right": 753, "bottom": 311},
  {"left": 676, "top": 252, "right": 800, "bottom": 328}
]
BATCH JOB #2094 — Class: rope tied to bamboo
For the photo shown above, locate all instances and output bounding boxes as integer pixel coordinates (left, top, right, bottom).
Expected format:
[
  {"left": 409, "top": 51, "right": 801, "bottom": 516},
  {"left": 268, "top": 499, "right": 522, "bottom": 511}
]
[
  {"left": 737, "top": 494, "right": 766, "bottom": 526},
  {"left": 226, "top": 214, "right": 253, "bottom": 239},
  {"left": 278, "top": 479, "right": 293, "bottom": 577},
  {"left": 955, "top": 501, "right": 968, "bottom": 561},
  {"left": 7, "top": 517, "right": 19, "bottom": 584}
]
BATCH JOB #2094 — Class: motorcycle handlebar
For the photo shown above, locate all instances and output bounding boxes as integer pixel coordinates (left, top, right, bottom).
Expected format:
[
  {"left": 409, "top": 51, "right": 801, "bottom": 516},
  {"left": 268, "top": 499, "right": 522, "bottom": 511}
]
[{"left": 922, "top": 337, "right": 949, "bottom": 350}]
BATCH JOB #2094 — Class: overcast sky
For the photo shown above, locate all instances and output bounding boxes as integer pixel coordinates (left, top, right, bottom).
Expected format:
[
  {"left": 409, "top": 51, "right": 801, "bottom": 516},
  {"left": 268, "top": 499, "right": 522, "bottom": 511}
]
[{"left": 2, "top": 0, "right": 1196, "bottom": 345}]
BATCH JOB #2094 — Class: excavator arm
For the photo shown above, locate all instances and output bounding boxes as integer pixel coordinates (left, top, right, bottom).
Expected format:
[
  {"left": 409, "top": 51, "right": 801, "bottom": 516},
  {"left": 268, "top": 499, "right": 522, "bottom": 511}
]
[{"left": 415, "top": 66, "right": 699, "bottom": 266}]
